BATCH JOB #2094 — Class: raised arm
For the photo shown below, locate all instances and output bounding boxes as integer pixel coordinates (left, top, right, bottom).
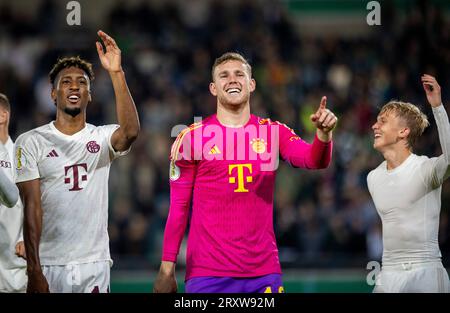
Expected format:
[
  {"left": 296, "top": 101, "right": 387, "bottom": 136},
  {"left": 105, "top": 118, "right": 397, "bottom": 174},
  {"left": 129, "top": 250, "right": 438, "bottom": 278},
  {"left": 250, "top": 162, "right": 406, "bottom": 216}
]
[
  {"left": 96, "top": 30, "right": 140, "bottom": 152},
  {"left": 310, "top": 96, "right": 338, "bottom": 142},
  {"left": 17, "top": 179, "right": 49, "bottom": 293},
  {"left": 422, "top": 74, "right": 450, "bottom": 184},
  {"left": 279, "top": 96, "right": 336, "bottom": 169}
]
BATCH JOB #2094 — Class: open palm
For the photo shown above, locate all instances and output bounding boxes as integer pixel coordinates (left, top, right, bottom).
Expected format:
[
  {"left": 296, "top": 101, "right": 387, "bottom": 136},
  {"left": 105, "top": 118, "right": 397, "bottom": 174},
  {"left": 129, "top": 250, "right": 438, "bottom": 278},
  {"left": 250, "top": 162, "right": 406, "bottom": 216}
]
[{"left": 96, "top": 30, "right": 122, "bottom": 72}]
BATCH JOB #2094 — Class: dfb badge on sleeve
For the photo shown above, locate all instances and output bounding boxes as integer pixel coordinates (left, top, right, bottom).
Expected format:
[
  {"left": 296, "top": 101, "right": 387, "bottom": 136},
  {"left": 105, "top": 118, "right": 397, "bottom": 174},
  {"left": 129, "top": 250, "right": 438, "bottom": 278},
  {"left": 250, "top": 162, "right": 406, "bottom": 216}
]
[
  {"left": 16, "top": 147, "right": 27, "bottom": 170},
  {"left": 169, "top": 161, "right": 180, "bottom": 181}
]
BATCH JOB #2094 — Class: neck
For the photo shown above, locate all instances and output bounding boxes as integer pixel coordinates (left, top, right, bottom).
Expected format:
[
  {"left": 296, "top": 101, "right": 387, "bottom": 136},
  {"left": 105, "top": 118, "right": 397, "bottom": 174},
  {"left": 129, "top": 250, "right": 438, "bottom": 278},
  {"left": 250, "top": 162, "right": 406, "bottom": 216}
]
[
  {"left": 216, "top": 102, "right": 250, "bottom": 127},
  {"left": 381, "top": 147, "right": 412, "bottom": 170},
  {"left": 54, "top": 110, "right": 86, "bottom": 135},
  {"left": 0, "top": 124, "right": 8, "bottom": 144}
]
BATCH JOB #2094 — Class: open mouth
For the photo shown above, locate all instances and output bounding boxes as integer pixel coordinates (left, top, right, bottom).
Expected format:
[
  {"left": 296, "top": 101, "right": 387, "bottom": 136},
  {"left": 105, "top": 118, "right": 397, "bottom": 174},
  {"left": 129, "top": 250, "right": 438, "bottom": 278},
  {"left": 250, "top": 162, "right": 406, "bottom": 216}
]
[
  {"left": 67, "top": 94, "right": 80, "bottom": 104},
  {"left": 226, "top": 87, "right": 241, "bottom": 95},
  {"left": 374, "top": 134, "right": 381, "bottom": 140}
]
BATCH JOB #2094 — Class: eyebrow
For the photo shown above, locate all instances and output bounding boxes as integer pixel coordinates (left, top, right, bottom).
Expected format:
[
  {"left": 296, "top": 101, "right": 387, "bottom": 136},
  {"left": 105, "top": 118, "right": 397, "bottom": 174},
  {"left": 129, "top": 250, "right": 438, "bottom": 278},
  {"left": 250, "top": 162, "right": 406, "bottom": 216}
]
[
  {"left": 218, "top": 69, "right": 246, "bottom": 75},
  {"left": 60, "top": 75, "right": 88, "bottom": 79},
  {"left": 58, "top": 75, "right": 89, "bottom": 85}
]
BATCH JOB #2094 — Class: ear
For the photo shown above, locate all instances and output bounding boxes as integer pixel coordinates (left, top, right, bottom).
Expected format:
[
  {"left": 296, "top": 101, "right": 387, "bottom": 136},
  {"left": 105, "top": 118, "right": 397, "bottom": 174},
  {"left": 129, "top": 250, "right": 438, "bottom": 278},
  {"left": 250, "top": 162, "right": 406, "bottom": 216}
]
[
  {"left": 209, "top": 82, "right": 217, "bottom": 96},
  {"left": 249, "top": 78, "right": 256, "bottom": 93},
  {"left": 51, "top": 88, "right": 57, "bottom": 105},
  {"left": 399, "top": 127, "right": 410, "bottom": 140}
]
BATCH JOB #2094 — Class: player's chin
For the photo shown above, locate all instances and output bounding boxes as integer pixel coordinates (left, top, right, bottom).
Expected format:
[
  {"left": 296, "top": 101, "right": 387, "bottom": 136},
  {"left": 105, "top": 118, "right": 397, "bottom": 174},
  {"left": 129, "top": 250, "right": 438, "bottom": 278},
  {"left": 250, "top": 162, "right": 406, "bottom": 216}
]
[
  {"left": 226, "top": 95, "right": 248, "bottom": 106},
  {"left": 63, "top": 101, "right": 86, "bottom": 116},
  {"left": 373, "top": 140, "right": 382, "bottom": 150},
  {"left": 222, "top": 99, "right": 241, "bottom": 107},
  {"left": 67, "top": 100, "right": 89, "bottom": 109},
  {"left": 63, "top": 99, "right": 81, "bottom": 107}
]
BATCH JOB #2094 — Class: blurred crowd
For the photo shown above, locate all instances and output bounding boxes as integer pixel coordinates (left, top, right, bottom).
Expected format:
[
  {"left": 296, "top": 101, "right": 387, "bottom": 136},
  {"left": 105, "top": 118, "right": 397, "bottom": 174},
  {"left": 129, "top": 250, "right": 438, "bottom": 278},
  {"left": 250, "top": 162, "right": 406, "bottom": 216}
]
[{"left": 1, "top": 0, "right": 450, "bottom": 270}]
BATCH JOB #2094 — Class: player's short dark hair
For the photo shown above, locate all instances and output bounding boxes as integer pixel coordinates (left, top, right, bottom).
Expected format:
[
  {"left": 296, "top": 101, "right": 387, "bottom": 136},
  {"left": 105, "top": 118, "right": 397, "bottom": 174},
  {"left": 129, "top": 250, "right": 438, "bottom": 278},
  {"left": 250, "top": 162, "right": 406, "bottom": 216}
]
[
  {"left": 0, "top": 93, "right": 11, "bottom": 112},
  {"left": 211, "top": 52, "right": 252, "bottom": 80},
  {"left": 49, "top": 56, "right": 95, "bottom": 86}
]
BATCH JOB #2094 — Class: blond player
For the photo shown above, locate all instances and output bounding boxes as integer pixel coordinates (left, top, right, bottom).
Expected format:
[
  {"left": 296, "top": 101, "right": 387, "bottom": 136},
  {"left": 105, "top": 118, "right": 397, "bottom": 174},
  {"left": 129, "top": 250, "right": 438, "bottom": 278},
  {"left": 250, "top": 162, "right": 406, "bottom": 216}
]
[
  {"left": 0, "top": 93, "right": 27, "bottom": 293},
  {"left": 15, "top": 31, "right": 140, "bottom": 293},
  {"left": 368, "top": 74, "right": 450, "bottom": 292}
]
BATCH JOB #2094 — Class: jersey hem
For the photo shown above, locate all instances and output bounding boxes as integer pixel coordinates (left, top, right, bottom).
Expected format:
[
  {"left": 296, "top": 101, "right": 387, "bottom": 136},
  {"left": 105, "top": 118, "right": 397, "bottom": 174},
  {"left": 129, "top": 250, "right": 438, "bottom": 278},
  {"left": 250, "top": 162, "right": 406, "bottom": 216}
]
[
  {"left": 40, "top": 257, "right": 113, "bottom": 267},
  {"left": 185, "top": 267, "right": 282, "bottom": 281}
]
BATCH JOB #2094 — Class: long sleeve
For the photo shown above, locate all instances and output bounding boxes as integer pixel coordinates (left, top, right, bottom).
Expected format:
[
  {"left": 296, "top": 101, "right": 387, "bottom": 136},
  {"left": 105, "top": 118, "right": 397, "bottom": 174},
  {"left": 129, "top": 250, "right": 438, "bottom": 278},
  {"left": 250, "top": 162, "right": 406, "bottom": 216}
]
[
  {"left": 278, "top": 122, "right": 333, "bottom": 169},
  {"left": 427, "top": 104, "right": 450, "bottom": 187},
  {"left": 161, "top": 128, "right": 197, "bottom": 262}
]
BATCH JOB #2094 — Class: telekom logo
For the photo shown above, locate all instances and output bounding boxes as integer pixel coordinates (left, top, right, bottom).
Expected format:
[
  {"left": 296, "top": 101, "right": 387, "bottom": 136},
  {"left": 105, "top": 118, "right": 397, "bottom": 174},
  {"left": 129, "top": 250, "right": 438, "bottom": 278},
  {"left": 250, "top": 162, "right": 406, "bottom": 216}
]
[
  {"left": 228, "top": 163, "right": 253, "bottom": 192},
  {"left": 64, "top": 163, "right": 88, "bottom": 191}
]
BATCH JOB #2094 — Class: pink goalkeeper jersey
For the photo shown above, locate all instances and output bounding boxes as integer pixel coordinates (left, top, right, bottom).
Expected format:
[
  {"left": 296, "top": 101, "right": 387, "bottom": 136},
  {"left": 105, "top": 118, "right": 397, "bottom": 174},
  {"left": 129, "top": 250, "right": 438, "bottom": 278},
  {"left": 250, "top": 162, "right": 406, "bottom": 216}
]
[{"left": 163, "top": 114, "right": 332, "bottom": 280}]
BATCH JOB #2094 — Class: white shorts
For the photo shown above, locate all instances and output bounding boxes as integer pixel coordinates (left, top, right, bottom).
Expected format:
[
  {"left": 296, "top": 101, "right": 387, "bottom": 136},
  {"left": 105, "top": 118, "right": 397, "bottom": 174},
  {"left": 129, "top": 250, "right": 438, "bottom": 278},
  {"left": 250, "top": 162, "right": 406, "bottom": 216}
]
[
  {"left": 373, "top": 261, "right": 450, "bottom": 293},
  {"left": 42, "top": 261, "right": 110, "bottom": 293},
  {"left": 0, "top": 267, "right": 27, "bottom": 293}
]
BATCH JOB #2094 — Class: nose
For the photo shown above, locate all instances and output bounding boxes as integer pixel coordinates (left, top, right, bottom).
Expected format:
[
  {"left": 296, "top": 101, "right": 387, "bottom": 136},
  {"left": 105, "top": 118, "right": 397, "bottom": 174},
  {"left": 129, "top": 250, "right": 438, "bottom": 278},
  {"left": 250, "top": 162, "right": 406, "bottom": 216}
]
[
  {"left": 69, "top": 81, "right": 80, "bottom": 90},
  {"left": 372, "top": 122, "right": 378, "bottom": 130},
  {"left": 227, "top": 77, "right": 236, "bottom": 85},
  {"left": 228, "top": 73, "right": 239, "bottom": 83}
]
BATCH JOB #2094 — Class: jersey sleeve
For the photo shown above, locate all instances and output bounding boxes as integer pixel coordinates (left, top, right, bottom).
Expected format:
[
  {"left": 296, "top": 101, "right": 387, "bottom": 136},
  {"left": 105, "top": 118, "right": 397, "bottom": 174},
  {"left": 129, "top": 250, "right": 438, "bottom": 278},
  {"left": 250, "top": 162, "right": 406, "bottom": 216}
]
[
  {"left": 366, "top": 170, "right": 374, "bottom": 198},
  {"left": 0, "top": 149, "right": 18, "bottom": 207},
  {"left": 420, "top": 105, "right": 450, "bottom": 189},
  {"left": 14, "top": 134, "right": 40, "bottom": 183},
  {"left": 99, "top": 124, "right": 131, "bottom": 160},
  {"left": 277, "top": 122, "right": 333, "bottom": 169},
  {"left": 162, "top": 127, "right": 197, "bottom": 262}
]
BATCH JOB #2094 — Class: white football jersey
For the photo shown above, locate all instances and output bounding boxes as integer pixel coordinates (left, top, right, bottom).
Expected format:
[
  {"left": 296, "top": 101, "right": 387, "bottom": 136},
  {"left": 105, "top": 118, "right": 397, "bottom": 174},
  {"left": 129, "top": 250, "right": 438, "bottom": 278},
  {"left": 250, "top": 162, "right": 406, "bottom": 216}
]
[
  {"left": 0, "top": 137, "right": 27, "bottom": 292},
  {"left": 15, "top": 122, "right": 128, "bottom": 266}
]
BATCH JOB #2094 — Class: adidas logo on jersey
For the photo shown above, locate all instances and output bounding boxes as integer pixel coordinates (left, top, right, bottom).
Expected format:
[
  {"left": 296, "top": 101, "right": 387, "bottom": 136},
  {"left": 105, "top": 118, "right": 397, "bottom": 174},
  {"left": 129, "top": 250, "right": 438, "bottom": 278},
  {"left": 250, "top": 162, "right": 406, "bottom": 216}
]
[
  {"left": 46, "top": 149, "right": 59, "bottom": 157},
  {"left": 208, "top": 145, "right": 221, "bottom": 155}
]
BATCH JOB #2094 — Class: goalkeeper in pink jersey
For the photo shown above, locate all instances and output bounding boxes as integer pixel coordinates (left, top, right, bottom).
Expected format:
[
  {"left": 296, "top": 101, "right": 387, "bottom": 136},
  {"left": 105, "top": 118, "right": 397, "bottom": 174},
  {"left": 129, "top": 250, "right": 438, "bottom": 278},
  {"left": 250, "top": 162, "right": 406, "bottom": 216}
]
[{"left": 154, "top": 52, "right": 337, "bottom": 293}]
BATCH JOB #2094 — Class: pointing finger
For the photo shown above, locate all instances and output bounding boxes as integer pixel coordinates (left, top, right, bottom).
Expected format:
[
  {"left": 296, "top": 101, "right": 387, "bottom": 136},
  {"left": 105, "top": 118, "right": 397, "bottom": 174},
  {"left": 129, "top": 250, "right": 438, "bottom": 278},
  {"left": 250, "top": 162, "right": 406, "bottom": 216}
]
[{"left": 319, "top": 96, "right": 327, "bottom": 110}]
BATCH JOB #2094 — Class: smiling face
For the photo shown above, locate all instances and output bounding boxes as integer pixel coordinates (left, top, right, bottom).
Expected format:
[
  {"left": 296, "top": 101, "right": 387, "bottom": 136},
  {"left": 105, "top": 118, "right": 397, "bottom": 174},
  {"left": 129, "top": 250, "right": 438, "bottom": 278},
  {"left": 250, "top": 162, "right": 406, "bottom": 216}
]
[
  {"left": 372, "top": 110, "right": 410, "bottom": 152},
  {"left": 51, "top": 66, "right": 92, "bottom": 117},
  {"left": 209, "top": 60, "right": 255, "bottom": 108}
]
